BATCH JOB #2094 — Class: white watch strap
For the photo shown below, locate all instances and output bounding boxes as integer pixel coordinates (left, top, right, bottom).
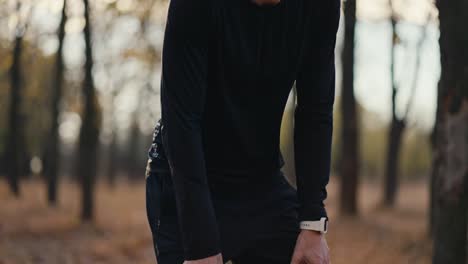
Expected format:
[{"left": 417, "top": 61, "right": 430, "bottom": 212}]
[{"left": 300, "top": 217, "right": 328, "bottom": 233}]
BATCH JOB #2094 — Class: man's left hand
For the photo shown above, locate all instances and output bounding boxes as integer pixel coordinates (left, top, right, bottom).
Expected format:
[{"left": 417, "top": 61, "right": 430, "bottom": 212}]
[{"left": 291, "top": 230, "right": 330, "bottom": 264}]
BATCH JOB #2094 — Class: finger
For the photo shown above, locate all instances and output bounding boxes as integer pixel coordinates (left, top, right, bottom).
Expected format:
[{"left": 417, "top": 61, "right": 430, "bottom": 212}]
[
  {"left": 291, "top": 252, "right": 304, "bottom": 264},
  {"left": 322, "top": 249, "right": 329, "bottom": 264},
  {"left": 290, "top": 255, "right": 301, "bottom": 264},
  {"left": 323, "top": 254, "right": 330, "bottom": 264},
  {"left": 290, "top": 248, "right": 302, "bottom": 264},
  {"left": 298, "top": 257, "right": 310, "bottom": 264},
  {"left": 302, "top": 255, "right": 316, "bottom": 264},
  {"left": 308, "top": 254, "right": 326, "bottom": 264},
  {"left": 323, "top": 238, "right": 330, "bottom": 251}
]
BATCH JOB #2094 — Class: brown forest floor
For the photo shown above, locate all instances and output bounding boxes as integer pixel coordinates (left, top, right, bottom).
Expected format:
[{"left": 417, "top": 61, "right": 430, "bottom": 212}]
[{"left": 0, "top": 177, "right": 431, "bottom": 264}]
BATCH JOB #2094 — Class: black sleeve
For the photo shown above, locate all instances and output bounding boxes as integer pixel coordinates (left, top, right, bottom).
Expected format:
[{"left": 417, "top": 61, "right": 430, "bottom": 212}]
[
  {"left": 294, "top": 0, "right": 341, "bottom": 221},
  {"left": 159, "top": 0, "right": 221, "bottom": 260}
]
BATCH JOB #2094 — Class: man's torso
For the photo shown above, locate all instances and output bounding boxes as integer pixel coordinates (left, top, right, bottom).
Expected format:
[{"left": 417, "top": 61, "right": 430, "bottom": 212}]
[{"left": 149, "top": 0, "right": 313, "bottom": 187}]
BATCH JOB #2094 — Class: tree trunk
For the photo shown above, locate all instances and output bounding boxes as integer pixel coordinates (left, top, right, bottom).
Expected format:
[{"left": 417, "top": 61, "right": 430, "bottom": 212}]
[
  {"left": 127, "top": 115, "right": 140, "bottom": 181},
  {"left": 383, "top": 7, "right": 428, "bottom": 207},
  {"left": 432, "top": 105, "right": 468, "bottom": 264},
  {"left": 432, "top": 0, "right": 468, "bottom": 262},
  {"left": 339, "top": 0, "right": 359, "bottom": 216},
  {"left": 45, "top": 0, "right": 67, "bottom": 206},
  {"left": 105, "top": 92, "right": 118, "bottom": 187},
  {"left": 107, "top": 131, "right": 117, "bottom": 187},
  {"left": 383, "top": 118, "right": 405, "bottom": 206},
  {"left": 6, "top": 23, "right": 25, "bottom": 197},
  {"left": 383, "top": 13, "right": 402, "bottom": 207},
  {"left": 78, "top": 0, "right": 101, "bottom": 221},
  {"left": 429, "top": 75, "right": 443, "bottom": 237}
]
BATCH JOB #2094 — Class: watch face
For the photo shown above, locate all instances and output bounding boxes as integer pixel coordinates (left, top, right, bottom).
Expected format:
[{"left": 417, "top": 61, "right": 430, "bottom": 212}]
[{"left": 324, "top": 219, "right": 328, "bottom": 232}]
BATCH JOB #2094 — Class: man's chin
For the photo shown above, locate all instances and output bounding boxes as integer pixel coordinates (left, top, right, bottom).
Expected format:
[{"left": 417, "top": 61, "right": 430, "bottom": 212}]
[{"left": 251, "top": 0, "right": 281, "bottom": 6}]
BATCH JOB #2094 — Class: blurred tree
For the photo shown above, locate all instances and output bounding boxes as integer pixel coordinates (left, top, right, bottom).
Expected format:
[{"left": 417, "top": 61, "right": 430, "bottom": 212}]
[
  {"left": 127, "top": 111, "right": 141, "bottom": 181},
  {"left": 5, "top": 1, "right": 29, "bottom": 197},
  {"left": 383, "top": 0, "right": 404, "bottom": 207},
  {"left": 432, "top": 0, "right": 468, "bottom": 262},
  {"left": 340, "top": 0, "right": 360, "bottom": 215},
  {"left": 105, "top": 88, "right": 119, "bottom": 187},
  {"left": 106, "top": 130, "right": 118, "bottom": 186},
  {"left": 44, "top": 0, "right": 67, "bottom": 206},
  {"left": 99, "top": 0, "right": 160, "bottom": 185},
  {"left": 383, "top": 2, "right": 430, "bottom": 207},
  {"left": 78, "top": 0, "right": 102, "bottom": 220}
]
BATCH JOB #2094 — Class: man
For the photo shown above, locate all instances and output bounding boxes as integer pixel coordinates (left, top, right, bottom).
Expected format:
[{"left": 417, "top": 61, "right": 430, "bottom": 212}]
[{"left": 145, "top": 0, "right": 340, "bottom": 263}]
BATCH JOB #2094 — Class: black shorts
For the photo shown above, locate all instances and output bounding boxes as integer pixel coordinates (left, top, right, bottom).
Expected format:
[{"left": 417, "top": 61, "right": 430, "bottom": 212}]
[{"left": 145, "top": 167, "right": 301, "bottom": 264}]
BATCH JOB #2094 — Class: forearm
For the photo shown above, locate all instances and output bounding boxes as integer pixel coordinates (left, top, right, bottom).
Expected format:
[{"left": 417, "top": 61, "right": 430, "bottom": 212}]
[
  {"left": 160, "top": 0, "right": 221, "bottom": 259},
  {"left": 294, "top": 0, "right": 340, "bottom": 221},
  {"left": 294, "top": 106, "right": 333, "bottom": 220},
  {"left": 161, "top": 118, "right": 221, "bottom": 259}
]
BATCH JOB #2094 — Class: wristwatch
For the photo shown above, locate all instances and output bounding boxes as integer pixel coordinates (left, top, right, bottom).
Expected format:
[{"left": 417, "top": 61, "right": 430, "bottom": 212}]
[{"left": 299, "top": 217, "right": 328, "bottom": 234}]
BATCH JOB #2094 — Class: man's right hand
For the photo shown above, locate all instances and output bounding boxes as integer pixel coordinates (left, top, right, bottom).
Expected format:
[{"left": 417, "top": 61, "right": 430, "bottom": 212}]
[{"left": 183, "top": 253, "right": 223, "bottom": 264}]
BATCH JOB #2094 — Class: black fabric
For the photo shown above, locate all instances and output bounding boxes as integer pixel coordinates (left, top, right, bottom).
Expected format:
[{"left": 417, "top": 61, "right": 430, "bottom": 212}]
[
  {"left": 148, "top": 0, "right": 340, "bottom": 260},
  {"left": 146, "top": 170, "right": 300, "bottom": 264}
]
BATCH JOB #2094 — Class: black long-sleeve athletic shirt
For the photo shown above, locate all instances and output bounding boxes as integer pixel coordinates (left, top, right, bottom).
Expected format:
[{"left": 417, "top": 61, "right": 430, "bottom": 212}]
[{"left": 148, "top": 0, "right": 340, "bottom": 260}]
